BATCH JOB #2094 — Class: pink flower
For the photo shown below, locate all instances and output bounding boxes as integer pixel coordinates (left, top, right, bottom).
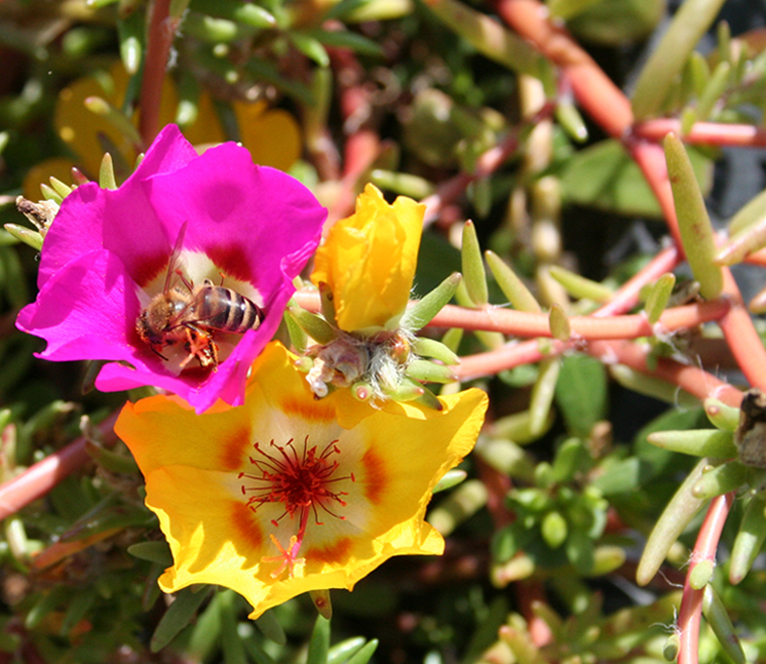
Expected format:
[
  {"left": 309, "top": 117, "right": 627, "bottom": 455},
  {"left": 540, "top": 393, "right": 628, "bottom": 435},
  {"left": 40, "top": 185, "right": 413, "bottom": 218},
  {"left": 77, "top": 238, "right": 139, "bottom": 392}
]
[{"left": 17, "top": 125, "right": 326, "bottom": 412}]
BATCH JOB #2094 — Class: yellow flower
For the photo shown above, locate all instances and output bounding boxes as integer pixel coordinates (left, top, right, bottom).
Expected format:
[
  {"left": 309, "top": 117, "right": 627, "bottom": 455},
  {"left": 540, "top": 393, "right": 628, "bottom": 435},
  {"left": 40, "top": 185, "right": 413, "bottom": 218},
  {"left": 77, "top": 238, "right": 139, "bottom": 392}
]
[
  {"left": 115, "top": 342, "right": 487, "bottom": 619},
  {"left": 24, "top": 63, "right": 301, "bottom": 198},
  {"left": 312, "top": 184, "right": 425, "bottom": 333}
]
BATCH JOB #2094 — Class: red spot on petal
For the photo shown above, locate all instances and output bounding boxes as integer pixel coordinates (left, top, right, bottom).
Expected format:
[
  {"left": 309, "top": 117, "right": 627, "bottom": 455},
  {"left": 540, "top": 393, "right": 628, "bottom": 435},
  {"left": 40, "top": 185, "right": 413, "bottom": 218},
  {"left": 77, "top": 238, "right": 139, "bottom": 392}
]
[
  {"left": 361, "top": 446, "right": 387, "bottom": 505},
  {"left": 132, "top": 252, "right": 172, "bottom": 289},
  {"left": 219, "top": 425, "right": 251, "bottom": 471},
  {"left": 230, "top": 500, "right": 264, "bottom": 552},
  {"left": 279, "top": 396, "right": 335, "bottom": 423},
  {"left": 306, "top": 537, "right": 352, "bottom": 564},
  {"left": 207, "top": 245, "right": 255, "bottom": 285}
]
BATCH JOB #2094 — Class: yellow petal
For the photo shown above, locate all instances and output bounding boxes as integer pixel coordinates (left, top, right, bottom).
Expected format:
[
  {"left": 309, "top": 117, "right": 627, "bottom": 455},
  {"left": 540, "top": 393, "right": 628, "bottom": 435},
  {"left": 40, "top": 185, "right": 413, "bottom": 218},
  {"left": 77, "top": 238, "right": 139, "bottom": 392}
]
[
  {"left": 55, "top": 67, "right": 137, "bottom": 177},
  {"left": 116, "top": 342, "right": 487, "bottom": 619},
  {"left": 22, "top": 157, "right": 77, "bottom": 201},
  {"left": 235, "top": 100, "right": 302, "bottom": 171},
  {"left": 312, "top": 184, "right": 425, "bottom": 332}
]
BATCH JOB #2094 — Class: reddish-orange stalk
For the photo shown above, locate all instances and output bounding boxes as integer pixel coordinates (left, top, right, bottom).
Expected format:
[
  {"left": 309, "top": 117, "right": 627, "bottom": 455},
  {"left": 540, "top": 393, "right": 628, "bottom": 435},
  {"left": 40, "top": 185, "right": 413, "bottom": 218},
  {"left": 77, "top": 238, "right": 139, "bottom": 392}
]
[
  {"left": 587, "top": 339, "right": 743, "bottom": 408},
  {"left": 635, "top": 119, "right": 766, "bottom": 148},
  {"left": 0, "top": 412, "right": 119, "bottom": 522},
  {"left": 138, "top": 0, "right": 176, "bottom": 146},
  {"left": 717, "top": 268, "right": 766, "bottom": 390},
  {"left": 677, "top": 493, "right": 735, "bottom": 664}
]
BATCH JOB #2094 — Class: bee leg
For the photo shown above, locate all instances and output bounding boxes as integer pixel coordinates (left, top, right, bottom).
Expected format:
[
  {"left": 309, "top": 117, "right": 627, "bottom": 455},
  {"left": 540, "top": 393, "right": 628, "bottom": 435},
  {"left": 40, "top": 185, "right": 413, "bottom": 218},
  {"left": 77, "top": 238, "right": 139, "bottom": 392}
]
[{"left": 150, "top": 346, "right": 170, "bottom": 362}]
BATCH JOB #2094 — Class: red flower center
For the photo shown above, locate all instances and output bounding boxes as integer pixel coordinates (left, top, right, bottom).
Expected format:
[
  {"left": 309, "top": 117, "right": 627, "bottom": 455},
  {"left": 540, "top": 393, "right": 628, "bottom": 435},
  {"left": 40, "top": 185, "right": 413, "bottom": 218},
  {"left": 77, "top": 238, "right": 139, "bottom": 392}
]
[{"left": 239, "top": 437, "right": 354, "bottom": 577}]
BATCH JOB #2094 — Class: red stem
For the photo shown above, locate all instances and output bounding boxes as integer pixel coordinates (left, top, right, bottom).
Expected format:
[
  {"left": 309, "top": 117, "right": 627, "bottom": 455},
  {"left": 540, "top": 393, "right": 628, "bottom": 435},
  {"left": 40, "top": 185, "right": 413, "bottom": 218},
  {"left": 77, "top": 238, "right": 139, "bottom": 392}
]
[
  {"left": 635, "top": 119, "right": 766, "bottom": 148},
  {"left": 718, "top": 268, "right": 766, "bottom": 390},
  {"left": 138, "top": 0, "right": 175, "bottom": 146},
  {"left": 0, "top": 412, "right": 119, "bottom": 522},
  {"left": 677, "top": 492, "right": 735, "bottom": 664}
]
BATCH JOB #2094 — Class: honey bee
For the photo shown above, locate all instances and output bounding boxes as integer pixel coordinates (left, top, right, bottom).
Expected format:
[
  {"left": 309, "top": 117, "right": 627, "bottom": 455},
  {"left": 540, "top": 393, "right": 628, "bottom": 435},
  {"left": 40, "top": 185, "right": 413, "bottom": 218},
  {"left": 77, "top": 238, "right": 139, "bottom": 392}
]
[{"left": 136, "top": 223, "right": 264, "bottom": 371}]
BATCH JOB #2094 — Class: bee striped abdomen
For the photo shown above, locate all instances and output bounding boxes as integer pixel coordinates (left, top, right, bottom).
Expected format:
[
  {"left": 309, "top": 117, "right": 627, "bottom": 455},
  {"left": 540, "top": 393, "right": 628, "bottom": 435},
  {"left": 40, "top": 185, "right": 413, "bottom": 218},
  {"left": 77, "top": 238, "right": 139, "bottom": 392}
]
[{"left": 196, "top": 286, "right": 262, "bottom": 332}]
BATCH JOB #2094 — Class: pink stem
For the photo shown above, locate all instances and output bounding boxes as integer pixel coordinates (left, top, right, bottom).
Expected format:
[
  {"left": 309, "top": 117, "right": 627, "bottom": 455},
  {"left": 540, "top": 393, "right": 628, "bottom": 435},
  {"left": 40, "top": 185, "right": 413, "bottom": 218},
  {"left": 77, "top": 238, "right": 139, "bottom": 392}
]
[
  {"left": 0, "top": 411, "right": 119, "bottom": 522},
  {"left": 718, "top": 268, "right": 766, "bottom": 390},
  {"left": 635, "top": 119, "right": 766, "bottom": 148},
  {"left": 138, "top": 0, "right": 176, "bottom": 146},
  {"left": 677, "top": 493, "right": 735, "bottom": 664}
]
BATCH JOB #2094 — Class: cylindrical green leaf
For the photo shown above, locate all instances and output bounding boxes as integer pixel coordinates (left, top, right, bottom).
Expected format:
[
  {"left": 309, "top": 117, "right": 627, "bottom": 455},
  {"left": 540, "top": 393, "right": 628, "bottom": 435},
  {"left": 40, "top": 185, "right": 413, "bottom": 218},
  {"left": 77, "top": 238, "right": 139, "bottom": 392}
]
[
  {"left": 729, "top": 492, "right": 766, "bottom": 584},
  {"left": 664, "top": 133, "right": 723, "bottom": 298},
  {"left": 631, "top": 0, "right": 728, "bottom": 119},
  {"left": 412, "top": 337, "right": 460, "bottom": 365},
  {"left": 646, "top": 429, "right": 737, "bottom": 458},
  {"left": 729, "top": 187, "right": 766, "bottom": 236},
  {"left": 117, "top": 8, "right": 143, "bottom": 74},
  {"left": 702, "top": 585, "right": 747, "bottom": 664},
  {"left": 704, "top": 397, "right": 740, "bottom": 432},
  {"left": 99, "top": 153, "right": 118, "bottom": 190},
  {"left": 400, "top": 272, "right": 461, "bottom": 331},
  {"left": 637, "top": 457, "right": 709, "bottom": 586},
  {"left": 307, "top": 616, "right": 331, "bottom": 664},
  {"left": 423, "top": 0, "right": 542, "bottom": 75},
  {"left": 644, "top": 273, "right": 676, "bottom": 324},
  {"left": 461, "top": 221, "right": 488, "bottom": 306},
  {"left": 548, "top": 304, "right": 571, "bottom": 342},
  {"left": 405, "top": 358, "right": 457, "bottom": 383},
  {"left": 529, "top": 358, "right": 561, "bottom": 437},
  {"left": 485, "top": 250, "right": 541, "bottom": 313},
  {"left": 692, "top": 461, "right": 747, "bottom": 500},
  {"left": 150, "top": 587, "right": 210, "bottom": 652},
  {"left": 288, "top": 306, "right": 337, "bottom": 344},
  {"left": 547, "top": 265, "right": 613, "bottom": 303},
  {"left": 428, "top": 479, "right": 488, "bottom": 536}
]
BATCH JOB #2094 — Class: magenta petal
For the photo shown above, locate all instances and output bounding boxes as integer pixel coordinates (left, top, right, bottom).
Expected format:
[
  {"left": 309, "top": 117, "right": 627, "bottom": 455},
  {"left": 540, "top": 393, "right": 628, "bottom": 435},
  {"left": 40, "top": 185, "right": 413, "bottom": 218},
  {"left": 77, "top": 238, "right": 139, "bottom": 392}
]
[
  {"left": 145, "top": 144, "right": 326, "bottom": 297},
  {"left": 17, "top": 250, "right": 140, "bottom": 362},
  {"left": 38, "top": 126, "right": 198, "bottom": 289}
]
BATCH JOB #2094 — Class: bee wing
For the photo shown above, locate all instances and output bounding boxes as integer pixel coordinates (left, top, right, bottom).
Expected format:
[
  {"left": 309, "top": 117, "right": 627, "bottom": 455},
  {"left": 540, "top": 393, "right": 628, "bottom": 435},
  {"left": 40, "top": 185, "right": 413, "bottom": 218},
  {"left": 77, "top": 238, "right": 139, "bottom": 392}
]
[{"left": 163, "top": 221, "right": 189, "bottom": 293}]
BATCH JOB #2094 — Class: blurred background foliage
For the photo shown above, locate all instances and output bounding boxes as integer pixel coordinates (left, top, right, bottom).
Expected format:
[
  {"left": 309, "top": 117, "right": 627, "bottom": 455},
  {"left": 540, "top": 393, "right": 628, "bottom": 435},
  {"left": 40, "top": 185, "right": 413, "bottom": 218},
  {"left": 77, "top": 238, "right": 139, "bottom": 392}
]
[{"left": 2, "top": 0, "right": 766, "bottom": 662}]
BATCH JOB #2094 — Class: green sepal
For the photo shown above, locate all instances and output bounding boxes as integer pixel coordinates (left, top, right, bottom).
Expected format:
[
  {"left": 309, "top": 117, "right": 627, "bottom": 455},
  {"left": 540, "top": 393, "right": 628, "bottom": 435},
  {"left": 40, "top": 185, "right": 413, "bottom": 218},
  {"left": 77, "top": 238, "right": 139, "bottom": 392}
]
[
  {"left": 412, "top": 336, "right": 459, "bottom": 365},
  {"left": 399, "top": 272, "right": 461, "bottom": 331},
  {"left": 318, "top": 282, "right": 338, "bottom": 328},
  {"left": 405, "top": 359, "right": 456, "bottom": 383},
  {"left": 288, "top": 305, "right": 337, "bottom": 344}
]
